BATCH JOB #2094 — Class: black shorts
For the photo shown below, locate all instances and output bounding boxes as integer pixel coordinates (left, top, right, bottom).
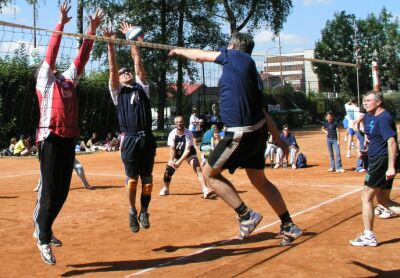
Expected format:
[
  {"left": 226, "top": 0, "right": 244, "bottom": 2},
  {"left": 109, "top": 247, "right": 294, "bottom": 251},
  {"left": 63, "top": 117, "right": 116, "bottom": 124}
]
[
  {"left": 364, "top": 156, "right": 393, "bottom": 190},
  {"left": 121, "top": 131, "right": 157, "bottom": 179},
  {"left": 208, "top": 122, "right": 267, "bottom": 173}
]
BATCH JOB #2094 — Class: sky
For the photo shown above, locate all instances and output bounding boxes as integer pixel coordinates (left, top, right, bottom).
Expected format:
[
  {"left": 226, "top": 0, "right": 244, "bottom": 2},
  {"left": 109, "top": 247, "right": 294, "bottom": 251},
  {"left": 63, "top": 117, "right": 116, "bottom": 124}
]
[{"left": 0, "top": 0, "right": 399, "bottom": 55}]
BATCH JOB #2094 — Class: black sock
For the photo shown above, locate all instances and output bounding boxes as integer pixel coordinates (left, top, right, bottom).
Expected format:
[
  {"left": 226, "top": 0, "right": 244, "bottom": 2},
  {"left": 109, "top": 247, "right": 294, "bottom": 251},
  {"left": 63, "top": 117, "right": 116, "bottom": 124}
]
[
  {"left": 141, "top": 194, "right": 151, "bottom": 211},
  {"left": 235, "top": 203, "right": 250, "bottom": 220},
  {"left": 279, "top": 211, "right": 292, "bottom": 226}
]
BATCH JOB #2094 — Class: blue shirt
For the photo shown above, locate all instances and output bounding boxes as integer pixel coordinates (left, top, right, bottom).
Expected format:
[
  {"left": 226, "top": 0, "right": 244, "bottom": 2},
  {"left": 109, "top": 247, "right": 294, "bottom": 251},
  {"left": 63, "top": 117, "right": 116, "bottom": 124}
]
[
  {"left": 215, "top": 48, "right": 264, "bottom": 127},
  {"left": 323, "top": 121, "right": 339, "bottom": 139},
  {"left": 280, "top": 132, "right": 299, "bottom": 149},
  {"left": 363, "top": 113, "right": 374, "bottom": 135},
  {"left": 368, "top": 110, "right": 397, "bottom": 157}
]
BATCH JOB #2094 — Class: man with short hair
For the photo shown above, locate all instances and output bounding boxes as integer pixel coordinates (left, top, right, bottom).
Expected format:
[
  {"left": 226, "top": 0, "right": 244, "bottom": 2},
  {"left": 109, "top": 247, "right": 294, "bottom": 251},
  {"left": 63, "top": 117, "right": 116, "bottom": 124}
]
[
  {"left": 350, "top": 91, "right": 398, "bottom": 247},
  {"left": 169, "top": 32, "right": 302, "bottom": 244},
  {"left": 104, "top": 23, "right": 157, "bottom": 235},
  {"left": 159, "top": 116, "right": 215, "bottom": 198}
]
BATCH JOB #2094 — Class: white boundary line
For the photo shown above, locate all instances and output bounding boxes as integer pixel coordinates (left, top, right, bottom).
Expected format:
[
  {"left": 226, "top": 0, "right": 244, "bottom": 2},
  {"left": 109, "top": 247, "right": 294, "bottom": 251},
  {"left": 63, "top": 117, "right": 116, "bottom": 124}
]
[{"left": 125, "top": 187, "right": 362, "bottom": 277}]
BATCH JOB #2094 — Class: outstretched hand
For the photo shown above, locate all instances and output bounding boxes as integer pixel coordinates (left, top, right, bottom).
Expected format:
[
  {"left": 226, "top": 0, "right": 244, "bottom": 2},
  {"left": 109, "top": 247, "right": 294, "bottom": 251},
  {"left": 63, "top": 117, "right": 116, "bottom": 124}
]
[
  {"left": 89, "top": 8, "right": 105, "bottom": 33},
  {"left": 59, "top": 1, "right": 72, "bottom": 25},
  {"left": 119, "top": 22, "right": 133, "bottom": 35},
  {"left": 102, "top": 28, "right": 115, "bottom": 38}
]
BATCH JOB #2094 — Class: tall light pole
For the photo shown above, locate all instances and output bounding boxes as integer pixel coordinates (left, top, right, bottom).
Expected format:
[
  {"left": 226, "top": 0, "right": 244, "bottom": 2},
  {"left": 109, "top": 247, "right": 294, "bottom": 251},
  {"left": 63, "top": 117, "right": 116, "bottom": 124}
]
[
  {"left": 353, "top": 20, "right": 361, "bottom": 106},
  {"left": 265, "top": 46, "right": 278, "bottom": 89},
  {"left": 278, "top": 35, "right": 283, "bottom": 85}
]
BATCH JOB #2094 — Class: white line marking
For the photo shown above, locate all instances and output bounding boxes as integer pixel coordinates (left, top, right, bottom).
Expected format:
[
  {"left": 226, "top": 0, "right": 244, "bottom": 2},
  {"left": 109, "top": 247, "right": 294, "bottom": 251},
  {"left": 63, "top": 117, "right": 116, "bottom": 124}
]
[{"left": 125, "top": 187, "right": 362, "bottom": 277}]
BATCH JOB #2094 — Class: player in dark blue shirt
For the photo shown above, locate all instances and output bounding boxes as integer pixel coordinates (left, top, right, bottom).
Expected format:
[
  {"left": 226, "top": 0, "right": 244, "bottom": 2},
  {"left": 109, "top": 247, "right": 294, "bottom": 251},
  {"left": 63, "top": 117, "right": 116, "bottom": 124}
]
[
  {"left": 104, "top": 23, "right": 156, "bottom": 234},
  {"left": 350, "top": 91, "right": 399, "bottom": 247},
  {"left": 169, "top": 32, "right": 302, "bottom": 245}
]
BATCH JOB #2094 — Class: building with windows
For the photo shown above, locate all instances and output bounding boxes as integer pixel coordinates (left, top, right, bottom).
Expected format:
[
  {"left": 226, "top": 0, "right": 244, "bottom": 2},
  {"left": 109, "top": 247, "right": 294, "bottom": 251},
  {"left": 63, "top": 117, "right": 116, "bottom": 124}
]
[{"left": 264, "top": 50, "right": 319, "bottom": 94}]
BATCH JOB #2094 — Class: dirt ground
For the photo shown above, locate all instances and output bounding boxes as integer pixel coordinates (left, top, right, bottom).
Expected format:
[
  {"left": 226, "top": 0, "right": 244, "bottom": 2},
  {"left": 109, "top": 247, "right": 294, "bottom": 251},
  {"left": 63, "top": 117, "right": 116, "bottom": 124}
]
[{"left": 0, "top": 126, "right": 399, "bottom": 277}]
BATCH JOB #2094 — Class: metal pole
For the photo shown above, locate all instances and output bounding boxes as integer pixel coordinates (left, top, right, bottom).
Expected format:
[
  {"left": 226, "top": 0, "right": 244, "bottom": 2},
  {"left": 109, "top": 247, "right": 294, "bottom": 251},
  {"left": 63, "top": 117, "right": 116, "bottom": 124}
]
[
  {"left": 279, "top": 35, "right": 283, "bottom": 85},
  {"left": 33, "top": 2, "right": 36, "bottom": 48},
  {"left": 202, "top": 62, "right": 206, "bottom": 113}
]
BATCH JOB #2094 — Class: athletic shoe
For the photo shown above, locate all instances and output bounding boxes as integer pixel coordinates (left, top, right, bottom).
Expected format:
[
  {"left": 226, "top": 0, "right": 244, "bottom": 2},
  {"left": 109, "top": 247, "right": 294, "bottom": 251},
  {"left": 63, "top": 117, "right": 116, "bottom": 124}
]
[
  {"left": 375, "top": 205, "right": 395, "bottom": 219},
  {"left": 327, "top": 168, "right": 335, "bottom": 172},
  {"left": 83, "top": 182, "right": 94, "bottom": 190},
  {"left": 33, "top": 185, "right": 39, "bottom": 192},
  {"left": 280, "top": 223, "right": 303, "bottom": 241},
  {"left": 37, "top": 243, "right": 56, "bottom": 265},
  {"left": 129, "top": 212, "right": 140, "bottom": 233},
  {"left": 336, "top": 169, "right": 346, "bottom": 173},
  {"left": 374, "top": 204, "right": 385, "bottom": 215},
  {"left": 33, "top": 232, "right": 62, "bottom": 247},
  {"left": 139, "top": 211, "right": 150, "bottom": 229},
  {"left": 238, "top": 210, "right": 263, "bottom": 239},
  {"left": 273, "top": 163, "right": 281, "bottom": 169},
  {"left": 159, "top": 186, "right": 169, "bottom": 196},
  {"left": 349, "top": 233, "right": 378, "bottom": 247},
  {"left": 346, "top": 152, "right": 351, "bottom": 158},
  {"left": 292, "top": 163, "right": 297, "bottom": 169},
  {"left": 356, "top": 168, "right": 366, "bottom": 173}
]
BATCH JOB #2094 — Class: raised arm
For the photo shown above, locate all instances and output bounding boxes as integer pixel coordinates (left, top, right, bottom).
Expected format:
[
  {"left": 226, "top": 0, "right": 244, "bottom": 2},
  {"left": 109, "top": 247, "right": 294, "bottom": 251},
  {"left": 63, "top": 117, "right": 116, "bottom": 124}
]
[
  {"left": 119, "top": 22, "right": 147, "bottom": 85},
  {"left": 103, "top": 28, "right": 119, "bottom": 92},
  {"left": 73, "top": 8, "right": 104, "bottom": 77},
  {"left": 168, "top": 48, "right": 220, "bottom": 63},
  {"left": 44, "top": 2, "right": 71, "bottom": 70}
]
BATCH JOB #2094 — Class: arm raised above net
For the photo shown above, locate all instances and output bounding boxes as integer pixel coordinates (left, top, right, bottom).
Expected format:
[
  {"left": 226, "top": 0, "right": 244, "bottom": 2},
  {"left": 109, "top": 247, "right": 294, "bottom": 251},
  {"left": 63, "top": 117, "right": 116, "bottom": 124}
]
[
  {"left": 168, "top": 48, "right": 220, "bottom": 63},
  {"left": 103, "top": 28, "right": 119, "bottom": 92}
]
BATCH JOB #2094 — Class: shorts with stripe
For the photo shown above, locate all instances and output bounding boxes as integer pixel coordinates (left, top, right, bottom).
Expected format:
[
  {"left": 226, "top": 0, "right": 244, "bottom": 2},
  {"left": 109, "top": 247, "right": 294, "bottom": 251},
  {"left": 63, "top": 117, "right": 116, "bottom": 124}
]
[
  {"left": 208, "top": 121, "right": 267, "bottom": 173},
  {"left": 121, "top": 131, "right": 157, "bottom": 179},
  {"left": 364, "top": 155, "right": 393, "bottom": 190}
]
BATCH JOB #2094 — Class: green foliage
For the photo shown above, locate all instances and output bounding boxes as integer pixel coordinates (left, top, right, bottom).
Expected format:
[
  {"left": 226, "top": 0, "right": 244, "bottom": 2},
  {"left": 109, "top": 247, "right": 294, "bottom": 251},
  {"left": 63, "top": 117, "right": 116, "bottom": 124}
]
[{"left": 314, "top": 8, "right": 400, "bottom": 96}]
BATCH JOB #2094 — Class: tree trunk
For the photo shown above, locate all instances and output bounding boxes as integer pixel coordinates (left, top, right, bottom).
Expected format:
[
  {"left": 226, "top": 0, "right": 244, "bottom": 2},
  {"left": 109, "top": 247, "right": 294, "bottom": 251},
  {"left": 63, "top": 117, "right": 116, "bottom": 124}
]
[
  {"left": 157, "top": 0, "right": 167, "bottom": 130},
  {"left": 176, "top": 0, "right": 185, "bottom": 116}
]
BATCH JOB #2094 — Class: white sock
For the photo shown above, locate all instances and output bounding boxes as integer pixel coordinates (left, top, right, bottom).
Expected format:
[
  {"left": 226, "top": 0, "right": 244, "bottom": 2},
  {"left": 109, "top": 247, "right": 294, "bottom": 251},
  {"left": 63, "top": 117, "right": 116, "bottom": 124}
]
[{"left": 364, "top": 230, "right": 375, "bottom": 238}]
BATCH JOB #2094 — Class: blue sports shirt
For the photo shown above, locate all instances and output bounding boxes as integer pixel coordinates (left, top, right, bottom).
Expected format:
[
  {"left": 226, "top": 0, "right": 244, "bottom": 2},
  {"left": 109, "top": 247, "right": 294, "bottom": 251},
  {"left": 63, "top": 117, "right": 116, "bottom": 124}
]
[
  {"left": 214, "top": 48, "right": 264, "bottom": 127},
  {"left": 368, "top": 110, "right": 397, "bottom": 157}
]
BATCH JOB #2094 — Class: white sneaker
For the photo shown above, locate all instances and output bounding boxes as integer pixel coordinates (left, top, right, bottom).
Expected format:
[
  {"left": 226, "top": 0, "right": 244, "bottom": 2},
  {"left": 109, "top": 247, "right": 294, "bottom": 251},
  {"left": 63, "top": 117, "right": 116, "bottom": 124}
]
[
  {"left": 349, "top": 233, "right": 378, "bottom": 247},
  {"left": 33, "top": 185, "right": 39, "bottom": 192},
  {"left": 336, "top": 169, "right": 346, "bottom": 173},
  {"left": 292, "top": 163, "right": 296, "bottom": 169},
  {"left": 273, "top": 163, "right": 281, "bottom": 169},
  {"left": 37, "top": 243, "right": 56, "bottom": 265},
  {"left": 159, "top": 186, "right": 169, "bottom": 196},
  {"left": 346, "top": 152, "right": 351, "bottom": 158}
]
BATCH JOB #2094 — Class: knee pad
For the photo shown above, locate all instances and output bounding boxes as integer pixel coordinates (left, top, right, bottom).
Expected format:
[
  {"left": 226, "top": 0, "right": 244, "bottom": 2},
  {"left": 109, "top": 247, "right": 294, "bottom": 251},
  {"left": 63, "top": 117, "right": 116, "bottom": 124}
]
[
  {"left": 163, "top": 165, "right": 175, "bottom": 183},
  {"left": 127, "top": 178, "right": 138, "bottom": 190},
  {"left": 142, "top": 183, "right": 153, "bottom": 196}
]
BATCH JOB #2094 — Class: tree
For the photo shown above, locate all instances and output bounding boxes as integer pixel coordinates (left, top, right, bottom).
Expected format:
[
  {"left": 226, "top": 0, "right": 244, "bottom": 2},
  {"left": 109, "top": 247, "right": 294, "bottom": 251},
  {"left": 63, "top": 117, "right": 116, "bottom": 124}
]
[
  {"left": 216, "top": 0, "right": 293, "bottom": 35},
  {"left": 314, "top": 8, "right": 400, "bottom": 95},
  {"left": 358, "top": 8, "right": 400, "bottom": 90},
  {"left": 314, "top": 11, "right": 359, "bottom": 95}
]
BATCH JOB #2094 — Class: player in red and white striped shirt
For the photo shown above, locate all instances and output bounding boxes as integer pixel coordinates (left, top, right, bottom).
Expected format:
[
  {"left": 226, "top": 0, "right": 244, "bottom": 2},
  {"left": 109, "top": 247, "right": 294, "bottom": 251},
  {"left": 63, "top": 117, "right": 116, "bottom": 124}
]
[{"left": 33, "top": 2, "right": 104, "bottom": 265}]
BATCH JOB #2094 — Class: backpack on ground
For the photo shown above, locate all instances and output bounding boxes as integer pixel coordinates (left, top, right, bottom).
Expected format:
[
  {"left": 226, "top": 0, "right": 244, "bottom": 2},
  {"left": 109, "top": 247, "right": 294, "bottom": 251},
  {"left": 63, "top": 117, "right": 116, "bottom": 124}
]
[{"left": 296, "top": 153, "right": 307, "bottom": 168}]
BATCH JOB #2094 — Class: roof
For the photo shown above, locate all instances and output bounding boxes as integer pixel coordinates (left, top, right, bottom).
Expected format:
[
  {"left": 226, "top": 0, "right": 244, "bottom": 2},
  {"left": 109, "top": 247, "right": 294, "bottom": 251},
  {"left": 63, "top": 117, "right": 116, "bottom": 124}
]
[{"left": 167, "top": 83, "right": 205, "bottom": 96}]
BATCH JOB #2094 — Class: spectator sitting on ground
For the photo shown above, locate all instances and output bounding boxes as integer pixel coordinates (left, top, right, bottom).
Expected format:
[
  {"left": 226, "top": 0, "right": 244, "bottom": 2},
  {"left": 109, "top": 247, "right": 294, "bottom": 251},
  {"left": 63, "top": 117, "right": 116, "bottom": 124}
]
[
  {"left": 14, "top": 135, "right": 37, "bottom": 156},
  {"left": 2, "top": 137, "right": 17, "bottom": 156},
  {"left": 103, "top": 131, "right": 120, "bottom": 152},
  {"left": 265, "top": 133, "right": 283, "bottom": 168},
  {"left": 278, "top": 124, "right": 299, "bottom": 169},
  {"left": 85, "top": 132, "right": 102, "bottom": 151}
]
